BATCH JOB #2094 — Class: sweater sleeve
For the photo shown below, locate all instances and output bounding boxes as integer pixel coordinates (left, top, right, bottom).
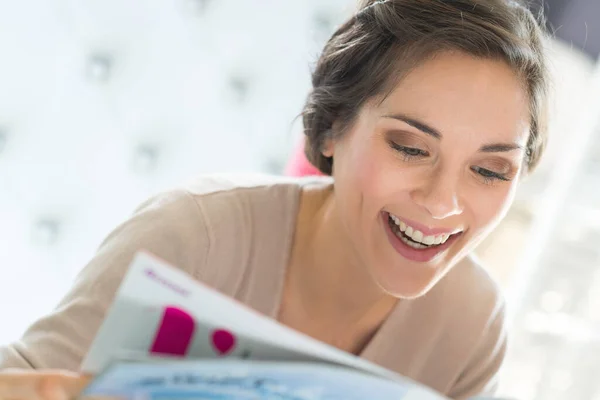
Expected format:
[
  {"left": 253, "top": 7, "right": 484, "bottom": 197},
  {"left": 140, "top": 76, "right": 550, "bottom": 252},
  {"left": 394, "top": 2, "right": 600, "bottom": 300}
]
[
  {"left": 0, "top": 190, "right": 210, "bottom": 371},
  {"left": 448, "top": 301, "right": 508, "bottom": 400}
]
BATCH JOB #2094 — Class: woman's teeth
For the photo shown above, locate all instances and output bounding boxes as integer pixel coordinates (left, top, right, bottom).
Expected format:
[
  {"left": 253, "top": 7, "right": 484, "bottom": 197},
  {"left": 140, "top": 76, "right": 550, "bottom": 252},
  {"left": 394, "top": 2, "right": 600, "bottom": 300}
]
[{"left": 388, "top": 214, "right": 453, "bottom": 248}]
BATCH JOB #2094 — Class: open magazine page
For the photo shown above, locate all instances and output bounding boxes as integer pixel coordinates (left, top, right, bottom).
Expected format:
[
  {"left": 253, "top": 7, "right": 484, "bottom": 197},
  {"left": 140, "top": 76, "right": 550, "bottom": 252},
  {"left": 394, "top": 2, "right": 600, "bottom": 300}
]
[
  {"left": 81, "top": 359, "right": 426, "bottom": 400},
  {"left": 80, "top": 251, "right": 505, "bottom": 400},
  {"left": 81, "top": 251, "right": 418, "bottom": 382}
]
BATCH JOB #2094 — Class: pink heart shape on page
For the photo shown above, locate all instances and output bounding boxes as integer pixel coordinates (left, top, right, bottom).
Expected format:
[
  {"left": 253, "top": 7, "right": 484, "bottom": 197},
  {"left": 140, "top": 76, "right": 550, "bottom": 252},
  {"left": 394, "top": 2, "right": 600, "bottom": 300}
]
[{"left": 211, "top": 329, "right": 236, "bottom": 355}]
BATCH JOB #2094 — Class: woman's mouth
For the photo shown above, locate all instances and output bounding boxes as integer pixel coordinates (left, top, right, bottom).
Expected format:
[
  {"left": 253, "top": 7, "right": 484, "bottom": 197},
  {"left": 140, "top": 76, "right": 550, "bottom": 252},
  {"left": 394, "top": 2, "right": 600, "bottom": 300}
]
[{"left": 382, "top": 212, "right": 463, "bottom": 263}]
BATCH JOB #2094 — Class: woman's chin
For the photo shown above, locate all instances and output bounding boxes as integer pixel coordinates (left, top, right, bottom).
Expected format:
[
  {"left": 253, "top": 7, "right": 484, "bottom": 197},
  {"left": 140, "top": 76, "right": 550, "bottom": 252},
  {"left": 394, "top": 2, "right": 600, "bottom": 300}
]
[{"left": 374, "top": 267, "right": 441, "bottom": 299}]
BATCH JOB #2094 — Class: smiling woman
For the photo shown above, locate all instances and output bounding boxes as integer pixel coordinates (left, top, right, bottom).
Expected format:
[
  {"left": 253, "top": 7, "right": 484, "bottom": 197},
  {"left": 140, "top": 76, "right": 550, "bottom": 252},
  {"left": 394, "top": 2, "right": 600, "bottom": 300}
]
[
  {"left": 0, "top": 1, "right": 550, "bottom": 399},
  {"left": 313, "top": 51, "right": 536, "bottom": 298}
]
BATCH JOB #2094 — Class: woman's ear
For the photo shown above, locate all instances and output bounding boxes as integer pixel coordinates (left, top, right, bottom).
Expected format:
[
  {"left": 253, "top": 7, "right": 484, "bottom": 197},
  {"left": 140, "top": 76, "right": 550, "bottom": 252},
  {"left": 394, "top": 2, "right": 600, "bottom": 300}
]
[
  {"left": 321, "top": 120, "right": 342, "bottom": 158},
  {"left": 321, "top": 136, "right": 334, "bottom": 158}
]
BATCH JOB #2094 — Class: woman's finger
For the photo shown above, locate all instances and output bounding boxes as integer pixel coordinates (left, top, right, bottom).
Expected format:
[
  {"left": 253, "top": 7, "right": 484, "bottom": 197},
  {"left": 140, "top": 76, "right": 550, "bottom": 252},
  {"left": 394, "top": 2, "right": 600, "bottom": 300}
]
[
  {"left": 0, "top": 370, "right": 91, "bottom": 400},
  {"left": 37, "top": 372, "right": 91, "bottom": 400}
]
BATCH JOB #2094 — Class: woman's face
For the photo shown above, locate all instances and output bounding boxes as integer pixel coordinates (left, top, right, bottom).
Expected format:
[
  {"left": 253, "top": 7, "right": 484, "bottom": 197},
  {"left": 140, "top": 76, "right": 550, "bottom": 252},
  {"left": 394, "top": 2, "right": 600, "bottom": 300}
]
[{"left": 326, "top": 51, "right": 531, "bottom": 298}]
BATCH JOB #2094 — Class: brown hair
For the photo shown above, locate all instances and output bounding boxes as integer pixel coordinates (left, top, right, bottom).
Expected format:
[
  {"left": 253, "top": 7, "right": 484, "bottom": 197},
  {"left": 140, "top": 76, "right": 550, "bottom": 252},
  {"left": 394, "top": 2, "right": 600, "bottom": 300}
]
[{"left": 302, "top": 0, "right": 550, "bottom": 175}]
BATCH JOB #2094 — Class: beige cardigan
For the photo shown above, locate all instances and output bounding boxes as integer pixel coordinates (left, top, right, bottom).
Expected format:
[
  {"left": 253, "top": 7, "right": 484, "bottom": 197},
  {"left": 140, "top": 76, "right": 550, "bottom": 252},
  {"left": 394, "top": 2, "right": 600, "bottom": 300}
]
[{"left": 0, "top": 174, "right": 507, "bottom": 399}]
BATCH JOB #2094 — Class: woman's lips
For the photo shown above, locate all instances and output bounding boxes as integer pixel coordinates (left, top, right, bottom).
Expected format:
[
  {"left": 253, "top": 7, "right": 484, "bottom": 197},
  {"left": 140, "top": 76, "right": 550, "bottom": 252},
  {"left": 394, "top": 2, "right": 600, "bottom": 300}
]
[
  {"left": 382, "top": 212, "right": 462, "bottom": 263},
  {"left": 388, "top": 212, "right": 463, "bottom": 236}
]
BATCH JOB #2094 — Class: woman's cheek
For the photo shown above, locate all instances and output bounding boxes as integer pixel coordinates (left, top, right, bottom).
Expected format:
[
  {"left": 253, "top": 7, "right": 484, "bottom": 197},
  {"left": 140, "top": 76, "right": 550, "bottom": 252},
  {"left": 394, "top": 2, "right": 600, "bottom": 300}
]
[
  {"left": 358, "top": 151, "right": 397, "bottom": 197},
  {"left": 473, "top": 185, "right": 516, "bottom": 232}
]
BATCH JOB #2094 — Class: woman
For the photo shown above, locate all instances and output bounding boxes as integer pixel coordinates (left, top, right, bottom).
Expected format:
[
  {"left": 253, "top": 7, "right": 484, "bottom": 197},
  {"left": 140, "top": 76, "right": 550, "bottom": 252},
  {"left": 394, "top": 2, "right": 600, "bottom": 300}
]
[{"left": 0, "top": 0, "right": 549, "bottom": 399}]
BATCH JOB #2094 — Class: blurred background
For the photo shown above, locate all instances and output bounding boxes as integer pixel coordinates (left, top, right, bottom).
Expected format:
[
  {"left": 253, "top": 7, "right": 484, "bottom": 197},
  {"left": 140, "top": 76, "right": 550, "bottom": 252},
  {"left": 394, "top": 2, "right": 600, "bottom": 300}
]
[{"left": 0, "top": 0, "right": 599, "bottom": 399}]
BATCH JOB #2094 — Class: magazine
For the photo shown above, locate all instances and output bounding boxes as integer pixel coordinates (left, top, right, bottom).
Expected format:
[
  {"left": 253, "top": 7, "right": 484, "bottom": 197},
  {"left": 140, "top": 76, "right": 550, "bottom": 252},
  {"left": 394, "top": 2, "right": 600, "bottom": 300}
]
[{"left": 78, "top": 251, "right": 504, "bottom": 400}]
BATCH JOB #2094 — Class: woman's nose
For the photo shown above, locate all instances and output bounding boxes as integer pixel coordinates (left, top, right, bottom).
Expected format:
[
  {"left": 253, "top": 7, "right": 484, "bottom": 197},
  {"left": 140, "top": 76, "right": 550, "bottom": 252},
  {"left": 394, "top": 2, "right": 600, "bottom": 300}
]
[{"left": 410, "top": 172, "right": 464, "bottom": 220}]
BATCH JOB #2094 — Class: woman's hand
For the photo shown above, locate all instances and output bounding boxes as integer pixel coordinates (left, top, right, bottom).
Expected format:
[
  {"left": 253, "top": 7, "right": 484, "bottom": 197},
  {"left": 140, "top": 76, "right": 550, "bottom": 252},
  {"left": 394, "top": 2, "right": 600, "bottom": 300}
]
[{"left": 0, "top": 369, "right": 91, "bottom": 400}]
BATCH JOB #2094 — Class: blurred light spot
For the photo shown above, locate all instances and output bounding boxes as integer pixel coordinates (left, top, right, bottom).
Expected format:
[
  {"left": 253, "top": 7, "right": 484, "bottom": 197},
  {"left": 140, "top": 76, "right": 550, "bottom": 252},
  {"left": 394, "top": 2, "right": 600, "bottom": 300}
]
[
  {"left": 540, "top": 290, "right": 565, "bottom": 313},
  {"left": 132, "top": 144, "right": 159, "bottom": 173},
  {"left": 32, "top": 219, "right": 60, "bottom": 246},
  {"left": 312, "top": 12, "right": 335, "bottom": 43},
  {"left": 550, "top": 370, "right": 573, "bottom": 392},
  {"left": 0, "top": 128, "right": 7, "bottom": 154},
  {"left": 86, "top": 54, "right": 113, "bottom": 83},
  {"left": 229, "top": 75, "right": 250, "bottom": 103},
  {"left": 263, "top": 156, "right": 284, "bottom": 175},
  {"left": 185, "top": 0, "right": 209, "bottom": 14}
]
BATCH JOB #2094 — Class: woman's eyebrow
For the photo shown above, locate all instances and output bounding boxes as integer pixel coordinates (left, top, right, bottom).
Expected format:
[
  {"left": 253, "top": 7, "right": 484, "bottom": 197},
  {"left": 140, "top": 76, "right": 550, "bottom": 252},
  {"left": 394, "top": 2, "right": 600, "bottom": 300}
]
[
  {"left": 479, "top": 143, "right": 523, "bottom": 152},
  {"left": 383, "top": 113, "right": 524, "bottom": 153},
  {"left": 382, "top": 114, "right": 442, "bottom": 139}
]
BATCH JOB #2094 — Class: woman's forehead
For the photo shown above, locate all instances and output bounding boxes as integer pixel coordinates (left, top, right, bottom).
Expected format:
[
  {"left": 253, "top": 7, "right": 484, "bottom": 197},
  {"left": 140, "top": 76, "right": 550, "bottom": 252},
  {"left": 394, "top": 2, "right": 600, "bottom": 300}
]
[{"left": 372, "top": 53, "right": 531, "bottom": 145}]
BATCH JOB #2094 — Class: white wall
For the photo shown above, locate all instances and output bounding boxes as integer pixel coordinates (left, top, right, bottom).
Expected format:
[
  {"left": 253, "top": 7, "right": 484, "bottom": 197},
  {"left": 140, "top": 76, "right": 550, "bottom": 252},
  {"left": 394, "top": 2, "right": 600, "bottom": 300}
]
[{"left": 0, "top": 0, "right": 357, "bottom": 341}]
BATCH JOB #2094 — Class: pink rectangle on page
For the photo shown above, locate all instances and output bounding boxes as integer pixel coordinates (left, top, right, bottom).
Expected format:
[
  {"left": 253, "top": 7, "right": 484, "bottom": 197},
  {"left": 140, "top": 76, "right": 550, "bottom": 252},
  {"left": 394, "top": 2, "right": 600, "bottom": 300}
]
[{"left": 150, "top": 306, "right": 196, "bottom": 356}]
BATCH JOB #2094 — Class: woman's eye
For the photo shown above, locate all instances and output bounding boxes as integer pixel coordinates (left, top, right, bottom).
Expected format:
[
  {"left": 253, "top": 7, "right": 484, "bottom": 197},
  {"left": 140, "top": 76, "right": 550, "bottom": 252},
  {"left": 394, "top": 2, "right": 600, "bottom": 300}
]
[
  {"left": 471, "top": 166, "right": 510, "bottom": 183},
  {"left": 403, "top": 147, "right": 425, "bottom": 156},
  {"left": 389, "top": 142, "right": 429, "bottom": 159}
]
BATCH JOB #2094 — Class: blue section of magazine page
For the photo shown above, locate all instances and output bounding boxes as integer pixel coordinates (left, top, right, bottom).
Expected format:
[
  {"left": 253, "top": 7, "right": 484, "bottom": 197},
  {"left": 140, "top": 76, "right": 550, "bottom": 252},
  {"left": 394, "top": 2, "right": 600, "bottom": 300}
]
[{"left": 81, "top": 360, "right": 442, "bottom": 400}]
